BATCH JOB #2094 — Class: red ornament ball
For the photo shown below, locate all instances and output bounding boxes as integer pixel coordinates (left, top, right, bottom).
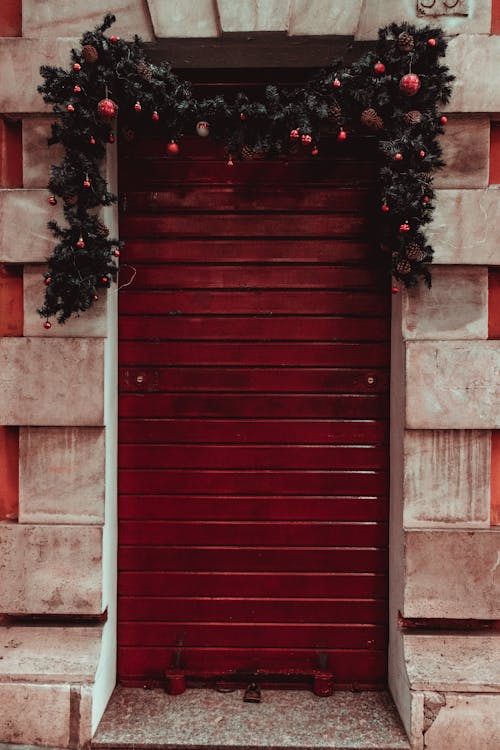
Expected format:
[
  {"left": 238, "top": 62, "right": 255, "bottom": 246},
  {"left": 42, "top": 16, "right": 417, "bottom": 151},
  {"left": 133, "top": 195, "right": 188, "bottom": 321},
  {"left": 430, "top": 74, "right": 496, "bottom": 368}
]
[
  {"left": 440, "top": 115, "right": 448, "bottom": 124},
  {"left": 227, "top": 158, "right": 234, "bottom": 167},
  {"left": 428, "top": 38, "right": 436, "bottom": 47},
  {"left": 43, "top": 320, "right": 52, "bottom": 329},
  {"left": 134, "top": 101, "right": 142, "bottom": 112},
  {"left": 152, "top": 111, "right": 159, "bottom": 121},
  {"left": 394, "top": 152, "right": 403, "bottom": 161},
  {"left": 400, "top": 73, "right": 421, "bottom": 96},
  {"left": 301, "top": 133, "right": 312, "bottom": 145},
  {"left": 311, "top": 147, "right": 319, "bottom": 156},
  {"left": 108, "top": 133, "right": 115, "bottom": 144},
  {"left": 83, "top": 178, "right": 91, "bottom": 188},
  {"left": 333, "top": 78, "right": 341, "bottom": 88},
  {"left": 423, "top": 195, "right": 430, "bottom": 204},
  {"left": 110, "top": 35, "right": 119, "bottom": 43},
  {"left": 399, "top": 222, "right": 410, "bottom": 233},
  {"left": 89, "top": 136, "right": 96, "bottom": 145},
  {"left": 419, "top": 150, "right": 426, "bottom": 158},
  {"left": 73, "top": 85, "right": 81, "bottom": 93},
  {"left": 290, "top": 128, "right": 300, "bottom": 140},
  {"left": 48, "top": 196, "right": 57, "bottom": 206},
  {"left": 44, "top": 277, "right": 52, "bottom": 285},
  {"left": 97, "top": 98, "right": 118, "bottom": 119},
  {"left": 374, "top": 60, "right": 386, "bottom": 75},
  {"left": 240, "top": 113, "right": 246, "bottom": 120},
  {"left": 166, "top": 141, "right": 179, "bottom": 154},
  {"left": 101, "top": 276, "right": 110, "bottom": 285},
  {"left": 113, "top": 248, "right": 120, "bottom": 257},
  {"left": 76, "top": 237, "right": 85, "bottom": 249},
  {"left": 381, "top": 203, "right": 389, "bottom": 213},
  {"left": 391, "top": 285, "right": 400, "bottom": 295},
  {"left": 73, "top": 62, "right": 81, "bottom": 71},
  {"left": 93, "top": 294, "right": 99, "bottom": 301},
  {"left": 337, "top": 129, "right": 347, "bottom": 141},
  {"left": 66, "top": 103, "right": 75, "bottom": 112}
]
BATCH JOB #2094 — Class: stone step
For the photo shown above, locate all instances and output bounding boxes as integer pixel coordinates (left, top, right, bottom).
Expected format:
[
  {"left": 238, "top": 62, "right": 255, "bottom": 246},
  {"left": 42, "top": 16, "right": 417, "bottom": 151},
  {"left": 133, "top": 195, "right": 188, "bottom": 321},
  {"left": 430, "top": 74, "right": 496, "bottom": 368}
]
[{"left": 92, "top": 686, "right": 409, "bottom": 750}]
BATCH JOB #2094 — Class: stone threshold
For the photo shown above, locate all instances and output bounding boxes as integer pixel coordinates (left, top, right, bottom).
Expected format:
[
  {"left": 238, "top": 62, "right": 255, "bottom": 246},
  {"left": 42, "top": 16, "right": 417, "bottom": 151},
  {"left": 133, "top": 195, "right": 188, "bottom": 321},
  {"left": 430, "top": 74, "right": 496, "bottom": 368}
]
[{"left": 91, "top": 686, "right": 409, "bottom": 750}]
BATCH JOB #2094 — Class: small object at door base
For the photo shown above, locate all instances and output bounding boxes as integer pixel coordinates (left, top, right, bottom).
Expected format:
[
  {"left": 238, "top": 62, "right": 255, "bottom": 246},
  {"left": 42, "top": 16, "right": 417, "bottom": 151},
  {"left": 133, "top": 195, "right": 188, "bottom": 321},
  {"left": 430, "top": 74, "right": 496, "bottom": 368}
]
[
  {"left": 165, "top": 669, "right": 186, "bottom": 695},
  {"left": 313, "top": 673, "right": 334, "bottom": 697},
  {"left": 243, "top": 682, "right": 261, "bottom": 703}
]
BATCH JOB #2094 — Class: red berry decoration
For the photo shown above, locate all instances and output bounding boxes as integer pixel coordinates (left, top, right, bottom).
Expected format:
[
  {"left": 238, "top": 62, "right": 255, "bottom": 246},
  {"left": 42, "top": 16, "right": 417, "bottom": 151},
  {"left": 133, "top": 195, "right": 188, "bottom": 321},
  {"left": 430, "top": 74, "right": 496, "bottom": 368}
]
[
  {"left": 301, "top": 133, "right": 312, "bottom": 145},
  {"left": 400, "top": 73, "right": 421, "bottom": 96},
  {"left": 89, "top": 136, "right": 96, "bottom": 145},
  {"left": 394, "top": 152, "right": 403, "bottom": 161},
  {"left": 391, "top": 285, "right": 400, "bottom": 295},
  {"left": 337, "top": 129, "right": 347, "bottom": 141},
  {"left": 110, "top": 35, "right": 119, "bottom": 43},
  {"left": 381, "top": 203, "right": 389, "bottom": 213},
  {"left": 113, "top": 248, "right": 120, "bottom": 257},
  {"left": 166, "top": 141, "right": 179, "bottom": 154},
  {"left": 73, "top": 85, "right": 81, "bottom": 93},
  {"left": 43, "top": 320, "right": 52, "bottom": 329},
  {"left": 428, "top": 38, "right": 436, "bottom": 47},
  {"left": 333, "top": 78, "right": 341, "bottom": 88},
  {"left": 290, "top": 129, "right": 299, "bottom": 140},
  {"left": 440, "top": 115, "right": 448, "bottom": 124},
  {"left": 419, "top": 150, "right": 426, "bottom": 158},
  {"left": 134, "top": 101, "right": 142, "bottom": 112},
  {"left": 73, "top": 62, "right": 81, "bottom": 71},
  {"left": 66, "top": 104, "right": 75, "bottom": 112},
  {"left": 311, "top": 147, "right": 319, "bottom": 156},
  {"left": 76, "top": 237, "right": 85, "bottom": 249},
  {"left": 374, "top": 60, "right": 386, "bottom": 75},
  {"left": 48, "top": 196, "right": 57, "bottom": 206},
  {"left": 83, "top": 178, "right": 91, "bottom": 188},
  {"left": 109, "top": 133, "right": 115, "bottom": 144},
  {"left": 152, "top": 111, "right": 159, "bottom": 121},
  {"left": 399, "top": 222, "right": 410, "bottom": 233},
  {"left": 97, "top": 98, "right": 118, "bottom": 119}
]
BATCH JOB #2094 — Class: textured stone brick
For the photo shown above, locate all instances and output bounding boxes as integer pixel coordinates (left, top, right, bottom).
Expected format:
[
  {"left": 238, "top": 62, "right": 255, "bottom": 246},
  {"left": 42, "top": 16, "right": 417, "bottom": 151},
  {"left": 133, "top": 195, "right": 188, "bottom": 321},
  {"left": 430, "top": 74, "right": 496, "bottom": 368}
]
[
  {"left": 404, "top": 430, "right": 490, "bottom": 527},
  {"left": 219, "top": 0, "right": 290, "bottom": 31},
  {"left": 0, "top": 683, "right": 70, "bottom": 747},
  {"left": 424, "top": 694, "right": 500, "bottom": 750},
  {"left": 406, "top": 341, "right": 500, "bottom": 429},
  {"left": 402, "top": 266, "right": 488, "bottom": 340},
  {"left": 0, "top": 524, "right": 103, "bottom": 615},
  {"left": 444, "top": 35, "right": 500, "bottom": 113},
  {"left": 148, "top": 0, "right": 218, "bottom": 37},
  {"left": 429, "top": 189, "right": 500, "bottom": 265},
  {"left": 19, "top": 427, "right": 105, "bottom": 525},
  {"left": 403, "top": 530, "right": 500, "bottom": 618},
  {"left": 433, "top": 116, "right": 489, "bottom": 189},
  {"left": 22, "top": 117, "right": 64, "bottom": 189},
  {"left": 288, "top": 0, "right": 362, "bottom": 35},
  {"left": 0, "top": 189, "right": 58, "bottom": 263},
  {"left": 24, "top": 264, "right": 108, "bottom": 337},
  {"left": 0, "top": 338, "right": 104, "bottom": 426}
]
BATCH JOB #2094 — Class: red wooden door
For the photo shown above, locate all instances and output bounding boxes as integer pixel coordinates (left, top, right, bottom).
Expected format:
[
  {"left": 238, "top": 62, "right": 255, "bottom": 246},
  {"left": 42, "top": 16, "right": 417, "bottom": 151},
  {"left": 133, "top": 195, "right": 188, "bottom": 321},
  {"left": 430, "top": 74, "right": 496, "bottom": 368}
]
[{"left": 118, "top": 135, "right": 390, "bottom": 689}]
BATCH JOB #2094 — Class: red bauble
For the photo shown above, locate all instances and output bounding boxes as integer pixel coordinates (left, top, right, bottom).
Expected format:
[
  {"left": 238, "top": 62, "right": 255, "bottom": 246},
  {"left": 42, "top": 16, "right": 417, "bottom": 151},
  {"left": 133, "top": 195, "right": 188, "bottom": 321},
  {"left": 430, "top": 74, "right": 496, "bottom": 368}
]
[
  {"left": 166, "top": 141, "right": 179, "bottom": 154},
  {"left": 240, "top": 113, "right": 246, "bottom": 120},
  {"left": 97, "top": 98, "right": 118, "bottom": 119},
  {"left": 43, "top": 320, "right": 52, "bottom": 329},
  {"left": 93, "top": 294, "right": 99, "bottom": 301},
  {"left": 89, "top": 136, "right": 96, "bottom": 145},
  {"left": 152, "top": 111, "right": 159, "bottom": 121},
  {"left": 391, "top": 285, "right": 400, "bottom": 295},
  {"left": 399, "top": 222, "right": 410, "bottom": 233},
  {"left": 394, "top": 152, "right": 403, "bottom": 161},
  {"left": 134, "top": 101, "right": 142, "bottom": 112},
  {"left": 381, "top": 203, "right": 389, "bottom": 213},
  {"left": 73, "top": 62, "right": 81, "bottom": 71},
  {"left": 374, "top": 60, "right": 386, "bottom": 75},
  {"left": 113, "top": 248, "right": 120, "bottom": 257},
  {"left": 108, "top": 133, "right": 115, "bottom": 144},
  {"left": 290, "top": 129, "right": 299, "bottom": 140},
  {"left": 333, "top": 78, "right": 341, "bottom": 88},
  {"left": 423, "top": 195, "right": 430, "bottom": 204},
  {"left": 400, "top": 73, "right": 421, "bottom": 96},
  {"left": 440, "top": 115, "right": 448, "bottom": 124},
  {"left": 110, "top": 35, "right": 119, "bottom": 43},
  {"left": 101, "top": 276, "right": 110, "bottom": 285},
  {"left": 227, "top": 158, "right": 234, "bottom": 167},
  {"left": 76, "top": 237, "right": 85, "bottom": 249},
  {"left": 66, "top": 103, "right": 75, "bottom": 112},
  {"left": 301, "top": 133, "right": 312, "bottom": 145},
  {"left": 311, "top": 147, "right": 319, "bottom": 156},
  {"left": 419, "top": 150, "right": 426, "bottom": 158},
  {"left": 48, "top": 196, "right": 57, "bottom": 206},
  {"left": 337, "top": 129, "right": 347, "bottom": 141},
  {"left": 428, "top": 38, "right": 436, "bottom": 47},
  {"left": 83, "top": 178, "right": 91, "bottom": 188},
  {"left": 44, "top": 277, "right": 52, "bottom": 285},
  {"left": 73, "top": 85, "right": 81, "bottom": 93}
]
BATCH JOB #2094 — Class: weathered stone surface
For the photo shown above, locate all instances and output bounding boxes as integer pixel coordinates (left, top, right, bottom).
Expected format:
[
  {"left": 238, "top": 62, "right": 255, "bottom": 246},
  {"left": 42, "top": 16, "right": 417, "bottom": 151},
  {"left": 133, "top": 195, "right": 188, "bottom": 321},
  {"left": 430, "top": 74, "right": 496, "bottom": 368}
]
[
  {"left": 288, "top": 0, "right": 363, "bottom": 36},
  {"left": 22, "top": 118, "right": 63, "bottom": 189},
  {"left": 433, "top": 116, "right": 489, "bottom": 189},
  {"left": 0, "top": 524, "right": 103, "bottom": 614},
  {"left": 22, "top": 0, "right": 153, "bottom": 40},
  {"left": 0, "top": 683, "right": 70, "bottom": 747},
  {"left": 0, "top": 189, "right": 58, "bottom": 263},
  {"left": 148, "top": 0, "right": 218, "bottom": 38},
  {"left": 403, "top": 530, "right": 500, "bottom": 618},
  {"left": 404, "top": 633, "right": 500, "bottom": 692},
  {"left": 24, "top": 264, "right": 108, "bottom": 337},
  {"left": 403, "top": 430, "right": 490, "bottom": 528},
  {"left": 356, "top": 1, "right": 492, "bottom": 40},
  {"left": 424, "top": 694, "right": 500, "bottom": 750},
  {"left": 401, "top": 266, "right": 488, "bottom": 340},
  {"left": 0, "top": 338, "right": 104, "bottom": 426},
  {"left": 429, "top": 189, "right": 500, "bottom": 265},
  {"left": 406, "top": 341, "right": 500, "bottom": 429},
  {"left": 19, "top": 427, "right": 105, "bottom": 525},
  {"left": 218, "top": 0, "right": 290, "bottom": 32},
  {"left": 444, "top": 35, "right": 500, "bottom": 113}
]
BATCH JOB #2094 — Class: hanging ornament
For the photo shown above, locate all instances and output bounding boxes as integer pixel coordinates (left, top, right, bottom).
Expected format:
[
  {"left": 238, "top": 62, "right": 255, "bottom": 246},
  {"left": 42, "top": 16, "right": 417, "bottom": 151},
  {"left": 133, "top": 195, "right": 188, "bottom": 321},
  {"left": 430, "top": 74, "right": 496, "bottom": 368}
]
[
  {"left": 400, "top": 73, "right": 421, "bottom": 96},
  {"left": 108, "top": 133, "right": 115, "bottom": 144},
  {"left": 374, "top": 60, "right": 386, "bottom": 74},
  {"left": 152, "top": 111, "right": 159, "bottom": 121},
  {"left": 360, "top": 108, "right": 383, "bottom": 130},
  {"left": 391, "top": 285, "right": 400, "bottom": 295},
  {"left": 311, "top": 147, "right": 319, "bottom": 156},
  {"left": 396, "top": 258, "right": 412, "bottom": 275},
  {"left": 428, "top": 38, "right": 437, "bottom": 47},
  {"left": 110, "top": 35, "right": 119, "bottom": 43},
  {"left": 97, "top": 98, "right": 118, "bottom": 119},
  {"left": 134, "top": 101, "right": 142, "bottom": 112},
  {"left": 48, "top": 196, "right": 57, "bottom": 206},
  {"left": 44, "top": 277, "right": 51, "bottom": 286},
  {"left": 419, "top": 149, "right": 426, "bottom": 158},
  {"left": 227, "top": 156, "right": 234, "bottom": 167},
  {"left": 398, "top": 31, "right": 414, "bottom": 53},
  {"left": 337, "top": 128, "right": 347, "bottom": 141},
  {"left": 440, "top": 115, "right": 448, "bottom": 124},
  {"left": 82, "top": 44, "right": 98, "bottom": 64},
  {"left": 394, "top": 152, "right": 403, "bottom": 161},
  {"left": 381, "top": 202, "right": 389, "bottom": 213},
  {"left": 83, "top": 176, "right": 91, "bottom": 188},
  {"left": 404, "top": 110, "right": 423, "bottom": 126},
  {"left": 167, "top": 141, "right": 179, "bottom": 154},
  {"left": 73, "top": 62, "right": 81, "bottom": 71},
  {"left": 43, "top": 320, "right": 52, "bottom": 329},
  {"left": 113, "top": 248, "right": 120, "bottom": 257},
  {"left": 399, "top": 221, "right": 410, "bottom": 233},
  {"left": 240, "top": 112, "right": 246, "bottom": 121},
  {"left": 101, "top": 275, "right": 110, "bottom": 286},
  {"left": 422, "top": 195, "right": 430, "bottom": 204},
  {"left": 289, "top": 129, "right": 300, "bottom": 140},
  {"left": 93, "top": 294, "right": 99, "bottom": 301},
  {"left": 89, "top": 135, "right": 96, "bottom": 145},
  {"left": 196, "top": 121, "right": 210, "bottom": 137},
  {"left": 66, "top": 103, "right": 75, "bottom": 112},
  {"left": 73, "top": 85, "right": 81, "bottom": 93},
  {"left": 76, "top": 237, "right": 85, "bottom": 249},
  {"left": 301, "top": 133, "right": 312, "bottom": 145},
  {"left": 333, "top": 77, "right": 341, "bottom": 88}
]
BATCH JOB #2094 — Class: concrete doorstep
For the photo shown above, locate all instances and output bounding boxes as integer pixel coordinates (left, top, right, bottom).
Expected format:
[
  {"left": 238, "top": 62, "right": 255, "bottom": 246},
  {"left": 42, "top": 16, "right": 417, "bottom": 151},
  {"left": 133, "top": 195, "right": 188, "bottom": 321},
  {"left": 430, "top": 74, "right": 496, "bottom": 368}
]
[{"left": 91, "top": 686, "right": 409, "bottom": 750}]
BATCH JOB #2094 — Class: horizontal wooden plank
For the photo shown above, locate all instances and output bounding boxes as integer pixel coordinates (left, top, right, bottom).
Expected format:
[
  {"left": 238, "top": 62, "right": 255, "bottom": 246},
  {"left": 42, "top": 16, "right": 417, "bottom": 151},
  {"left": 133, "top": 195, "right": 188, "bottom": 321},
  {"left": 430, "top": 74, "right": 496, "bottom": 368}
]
[
  {"left": 119, "top": 520, "right": 388, "bottom": 547},
  {"left": 118, "top": 546, "right": 388, "bottom": 572},
  {"left": 119, "top": 445, "right": 388, "bottom": 470},
  {"left": 119, "top": 622, "right": 386, "bottom": 650},
  {"left": 122, "top": 239, "right": 374, "bottom": 264},
  {"left": 119, "top": 290, "right": 389, "bottom": 316},
  {"left": 119, "top": 572, "right": 387, "bottom": 599},
  {"left": 119, "top": 394, "right": 388, "bottom": 419},
  {"left": 118, "top": 419, "right": 388, "bottom": 445},
  {"left": 118, "top": 596, "right": 387, "bottom": 623},
  {"left": 124, "top": 187, "right": 371, "bottom": 213},
  {"left": 118, "top": 496, "right": 388, "bottom": 522},
  {"left": 123, "top": 264, "right": 382, "bottom": 290}
]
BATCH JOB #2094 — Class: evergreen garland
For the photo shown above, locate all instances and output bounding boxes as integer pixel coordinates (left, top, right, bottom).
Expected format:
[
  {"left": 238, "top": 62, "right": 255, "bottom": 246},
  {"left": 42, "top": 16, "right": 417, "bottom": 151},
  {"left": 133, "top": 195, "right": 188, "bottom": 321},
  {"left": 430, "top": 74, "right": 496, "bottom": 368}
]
[{"left": 38, "top": 14, "right": 453, "bottom": 325}]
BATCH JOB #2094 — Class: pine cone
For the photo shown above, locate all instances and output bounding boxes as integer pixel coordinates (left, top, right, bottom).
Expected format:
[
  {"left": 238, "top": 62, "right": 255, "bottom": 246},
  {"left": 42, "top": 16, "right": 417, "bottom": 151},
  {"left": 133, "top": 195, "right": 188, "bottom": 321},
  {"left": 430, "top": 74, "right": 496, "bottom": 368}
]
[
  {"left": 417, "top": 171, "right": 432, "bottom": 185},
  {"left": 82, "top": 44, "right": 98, "bottom": 64},
  {"left": 404, "top": 110, "right": 422, "bottom": 126},
  {"left": 329, "top": 103, "right": 342, "bottom": 124},
  {"left": 241, "top": 145, "right": 255, "bottom": 160},
  {"left": 136, "top": 61, "right": 153, "bottom": 81},
  {"left": 406, "top": 243, "right": 426, "bottom": 261},
  {"left": 398, "top": 32, "right": 414, "bottom": 53},
  {"left": 95, "top": 219, "right": 110, "bottom": 238},
  {"left": 396, "top": 258, "right": 412, "bottom": 275},
  {"left": 360, "top": 108, "right": 384, "bottom": 131}
]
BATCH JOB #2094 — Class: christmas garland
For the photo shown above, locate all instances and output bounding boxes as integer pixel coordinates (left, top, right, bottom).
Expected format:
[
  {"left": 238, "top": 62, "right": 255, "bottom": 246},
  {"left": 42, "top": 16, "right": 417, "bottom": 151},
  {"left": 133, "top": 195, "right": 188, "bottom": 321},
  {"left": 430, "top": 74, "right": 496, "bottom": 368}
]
[{"left": 38, "top": 14, "right": 453, "bottom": 326}]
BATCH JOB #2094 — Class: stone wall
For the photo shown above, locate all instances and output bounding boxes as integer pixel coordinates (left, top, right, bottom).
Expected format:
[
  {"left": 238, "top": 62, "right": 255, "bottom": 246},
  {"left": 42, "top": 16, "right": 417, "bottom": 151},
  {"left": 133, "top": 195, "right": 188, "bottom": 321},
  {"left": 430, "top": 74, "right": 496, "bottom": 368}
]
[{"left": 0, "top": 1, "right": 499, "bottom": 748}]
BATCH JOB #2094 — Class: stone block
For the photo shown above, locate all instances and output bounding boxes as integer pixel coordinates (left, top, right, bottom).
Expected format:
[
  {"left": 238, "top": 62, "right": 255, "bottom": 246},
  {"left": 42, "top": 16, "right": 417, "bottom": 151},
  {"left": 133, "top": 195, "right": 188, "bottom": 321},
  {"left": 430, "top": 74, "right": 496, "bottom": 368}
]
[
  {"left": 24, "top": 264, "right": 108, "bottom": 337},
  {"left": 429, "top": 189, "right": 500, "bottom": 265},
  {"left": 444, "top": 35, "right": 500, "bottom": 113},
  {"left": 19, "top": 427, "right": 105, "bottom": 525},
  {"left": 403, "top": 530, "right": 500, "bottom": 618},
  {"left": 402, "top": 266, "right": 488, "bottom": 340},
  {"left": 288, "top": 0, "right": 363, "bottom": 36},
  {"left": 0, "top": 338, "right": 104, "bottom": 426},
  {"left": 356, "top": 0, "right": 492, "bottom": 40},
  {"left": 0, "top": 683, "right": 70, "bottom": 747},
  {"left": 424, "top": 694, "right": 500, "bottom": 750},
  {"left": 22, "top": 117, "right": 64, "bottom": 190},
  {"left": 218, "top": 0, "right": 291, "bottom": 32},
  {"left": 148, "top": 0, "right": 218, "bottom": 38},
  {"left": 406, "top": 341, "right": 500, "bottom": 429},
  {"left": 433, "top": 116, "right": 489, "bottom": 189},
  {"left": 22, "top": 0, "right": 153, "bottom": 40},
  {"left": 0, "top": 189, "right": 58, "bottom": 263},
  {"left": 403, "top": 430, "right": 490, "bottom": 528},
  {"left": 0, "top": 524, "right": 103, "bottom": 614}
]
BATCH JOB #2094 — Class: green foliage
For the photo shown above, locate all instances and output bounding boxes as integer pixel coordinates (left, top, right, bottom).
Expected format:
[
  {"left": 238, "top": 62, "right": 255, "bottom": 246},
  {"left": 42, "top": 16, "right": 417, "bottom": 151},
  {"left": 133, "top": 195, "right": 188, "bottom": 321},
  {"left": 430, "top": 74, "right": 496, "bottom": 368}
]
[{"left": 38, "top": 14, "right": 453, "bottom": 323}]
